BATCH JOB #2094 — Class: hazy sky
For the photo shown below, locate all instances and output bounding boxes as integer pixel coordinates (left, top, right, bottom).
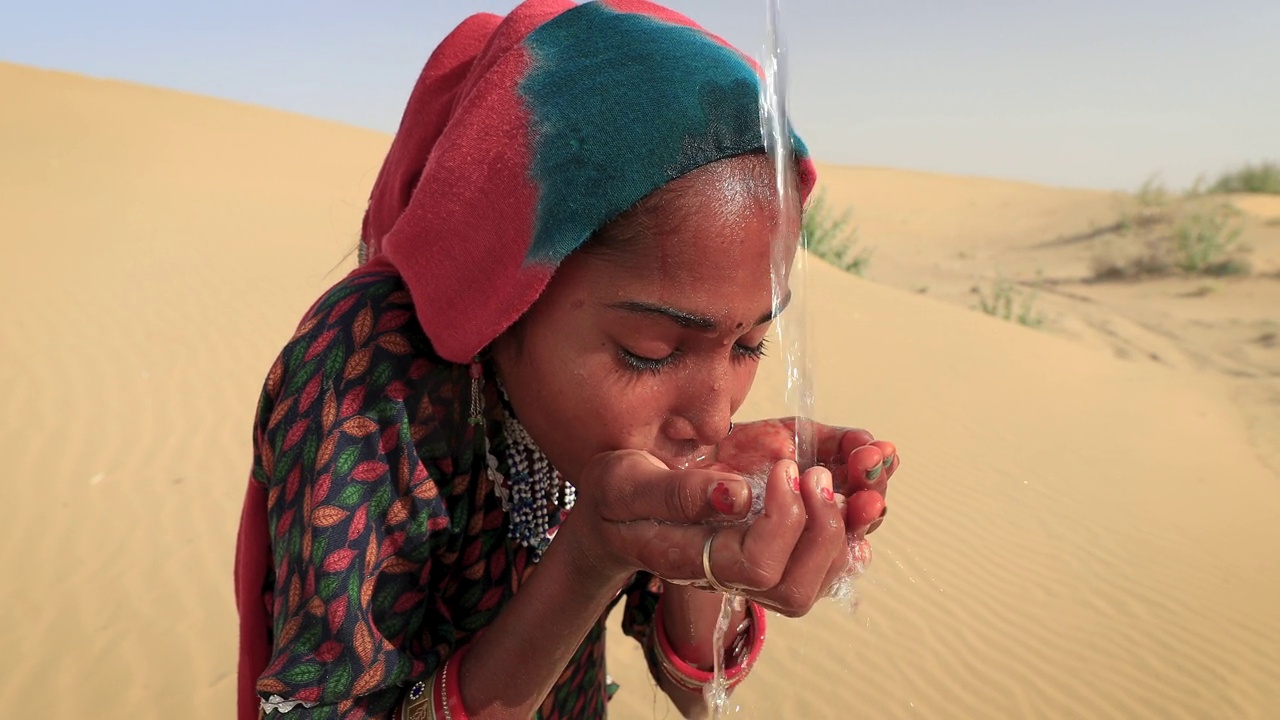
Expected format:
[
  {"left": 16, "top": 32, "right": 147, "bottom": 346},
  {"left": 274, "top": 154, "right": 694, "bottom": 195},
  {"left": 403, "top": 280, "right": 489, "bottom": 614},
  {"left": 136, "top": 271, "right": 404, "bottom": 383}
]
[{"left": 4, "top": 0, "right": 1277, "bottom": 190}]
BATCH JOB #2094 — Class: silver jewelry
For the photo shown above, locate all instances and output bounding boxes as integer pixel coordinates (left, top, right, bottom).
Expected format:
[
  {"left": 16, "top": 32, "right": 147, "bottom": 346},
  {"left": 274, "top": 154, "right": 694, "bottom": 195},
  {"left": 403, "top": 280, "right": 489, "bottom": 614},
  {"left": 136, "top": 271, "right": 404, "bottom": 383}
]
[
  {"left": 494, "top": 378, "right": 576, "bottom": 561},
  {"left": 701, "top": 532, "right": 736, "bottom": 595}
]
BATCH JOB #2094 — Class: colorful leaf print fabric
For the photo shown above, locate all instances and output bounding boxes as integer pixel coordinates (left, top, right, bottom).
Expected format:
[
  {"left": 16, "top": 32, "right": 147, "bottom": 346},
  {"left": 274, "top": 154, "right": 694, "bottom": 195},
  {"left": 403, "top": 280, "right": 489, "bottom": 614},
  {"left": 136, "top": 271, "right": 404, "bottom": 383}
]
[{"left": 243, "top": 265, "right": 663, "bottom": 718}]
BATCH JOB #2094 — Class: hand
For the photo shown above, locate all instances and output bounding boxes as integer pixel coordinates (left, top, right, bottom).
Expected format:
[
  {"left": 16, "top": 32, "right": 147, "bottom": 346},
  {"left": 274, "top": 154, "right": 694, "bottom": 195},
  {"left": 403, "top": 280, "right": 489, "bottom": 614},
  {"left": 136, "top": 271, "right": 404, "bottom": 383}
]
[
  {"left": 558, "top": 450, "right": 854, "bottom": 618},
  {"left": 694, "top": 458, "right": 860, "bottom": 617},
  {"left": 555, "top": 449, "right": 759, "bottom": 592},
  {"left": 700, "top": 418, "right": 899, "bottom": 536}
]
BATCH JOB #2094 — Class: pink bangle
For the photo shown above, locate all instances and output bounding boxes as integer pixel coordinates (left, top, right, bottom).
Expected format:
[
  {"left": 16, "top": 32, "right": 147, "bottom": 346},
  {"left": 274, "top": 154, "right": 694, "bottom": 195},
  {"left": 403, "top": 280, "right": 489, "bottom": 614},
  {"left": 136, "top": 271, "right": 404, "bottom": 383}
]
[
  {"left": 652, "top": 595, "right": 767, "bottom": 692},
  {"left": 434, "top": 644, "right": 471, "bottom": 720}
]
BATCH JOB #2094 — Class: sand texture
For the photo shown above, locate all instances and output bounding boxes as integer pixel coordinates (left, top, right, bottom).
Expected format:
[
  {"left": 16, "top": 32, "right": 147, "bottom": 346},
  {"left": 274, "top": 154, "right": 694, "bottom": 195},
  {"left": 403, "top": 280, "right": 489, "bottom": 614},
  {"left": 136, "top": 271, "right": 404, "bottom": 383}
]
[{"left": 2, "top": 63, "right": 1277, "bottom": 718}]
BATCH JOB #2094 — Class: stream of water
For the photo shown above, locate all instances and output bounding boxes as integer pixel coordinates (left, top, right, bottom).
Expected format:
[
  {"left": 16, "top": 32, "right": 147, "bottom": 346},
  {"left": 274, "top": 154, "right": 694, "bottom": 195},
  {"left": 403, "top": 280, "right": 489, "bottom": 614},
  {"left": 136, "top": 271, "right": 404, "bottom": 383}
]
[{"left": 703, "top": 1, "right": 814, "bottom": 716}]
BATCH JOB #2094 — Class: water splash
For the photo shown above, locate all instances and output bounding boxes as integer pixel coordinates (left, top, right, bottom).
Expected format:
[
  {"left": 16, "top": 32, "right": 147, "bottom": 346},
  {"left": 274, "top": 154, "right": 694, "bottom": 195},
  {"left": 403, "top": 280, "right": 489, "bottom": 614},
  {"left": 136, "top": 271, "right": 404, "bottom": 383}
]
[
  {"left": 702, "top": 594, "right": 743, "bottom": 715},
  {"left": 705, "top": 1, "right": 817, "bottom": 717},
  {"left": 759, "top": 0, "right": 816, "bottom": 470}
]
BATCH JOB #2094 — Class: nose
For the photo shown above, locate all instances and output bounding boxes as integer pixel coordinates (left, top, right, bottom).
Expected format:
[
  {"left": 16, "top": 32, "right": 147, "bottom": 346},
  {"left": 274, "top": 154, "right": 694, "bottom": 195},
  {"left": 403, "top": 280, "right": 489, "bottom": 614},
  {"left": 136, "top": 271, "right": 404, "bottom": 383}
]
[{"left": 662, "top": 374, "right": 735, "bottom": 449}]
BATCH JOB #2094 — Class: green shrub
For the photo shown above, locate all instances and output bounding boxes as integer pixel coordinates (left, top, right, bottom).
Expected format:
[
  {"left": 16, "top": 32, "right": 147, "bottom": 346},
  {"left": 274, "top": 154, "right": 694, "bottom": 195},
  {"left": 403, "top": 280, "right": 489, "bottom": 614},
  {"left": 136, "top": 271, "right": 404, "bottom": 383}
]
[
  {"left": 1209, "top": 161, "right": 1280, "bottom": 194},
  {"left": 972, "top": 276, "right": 1045, "bottom": 329},
  {"left": 1172, "top": 204, "right": 1247, "bottom": 274},
  {"left": 1093, "top": 178, "right": 1251, "bottom": 279},
  {"left": 802, "top": 189, "right": 873, "bottom": 277}
]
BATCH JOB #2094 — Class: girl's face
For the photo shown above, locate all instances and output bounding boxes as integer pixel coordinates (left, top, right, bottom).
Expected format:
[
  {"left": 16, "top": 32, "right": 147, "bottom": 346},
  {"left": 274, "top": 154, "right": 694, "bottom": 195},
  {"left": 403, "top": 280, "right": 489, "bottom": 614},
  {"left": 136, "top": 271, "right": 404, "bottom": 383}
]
[{"left": 492, "top": 156, "right": 796, "bottom": 483}]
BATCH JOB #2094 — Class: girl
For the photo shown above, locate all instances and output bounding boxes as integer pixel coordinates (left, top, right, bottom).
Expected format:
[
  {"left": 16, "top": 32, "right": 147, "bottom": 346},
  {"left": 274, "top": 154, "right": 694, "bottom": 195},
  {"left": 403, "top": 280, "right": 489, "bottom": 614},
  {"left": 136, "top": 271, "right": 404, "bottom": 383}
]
[{"left": 235, "top": 1, "right": 898, "bottom": 718}]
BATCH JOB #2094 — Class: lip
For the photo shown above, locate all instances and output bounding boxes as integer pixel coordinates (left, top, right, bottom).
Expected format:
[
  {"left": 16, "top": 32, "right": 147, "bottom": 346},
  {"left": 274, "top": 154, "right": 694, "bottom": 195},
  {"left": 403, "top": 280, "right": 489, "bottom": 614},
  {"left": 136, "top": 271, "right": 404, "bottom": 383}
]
[{"left": 652, "top": 446, "right": 715, "bottom": 471}]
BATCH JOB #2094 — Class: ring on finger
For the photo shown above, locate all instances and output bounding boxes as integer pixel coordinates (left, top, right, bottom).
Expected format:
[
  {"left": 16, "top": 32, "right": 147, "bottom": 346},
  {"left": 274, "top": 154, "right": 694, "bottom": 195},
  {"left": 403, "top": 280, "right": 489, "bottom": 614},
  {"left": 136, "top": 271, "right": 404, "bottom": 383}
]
[{"left": 702, "top": 532, "right": 737, "bottom": 596}]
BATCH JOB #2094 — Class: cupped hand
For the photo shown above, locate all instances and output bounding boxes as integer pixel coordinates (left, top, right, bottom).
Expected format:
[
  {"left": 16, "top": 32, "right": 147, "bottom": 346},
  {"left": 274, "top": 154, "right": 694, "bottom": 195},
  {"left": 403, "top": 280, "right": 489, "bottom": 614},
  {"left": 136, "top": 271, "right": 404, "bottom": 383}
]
[
  {"left": 556, "top": 450, "right": 856, "bottom": 618},
  {"left": 700, "top": 418, "right": 898, "bottom": 536},
  {"left": 555, "top": 449, "right": 759, "bottom": 591}
]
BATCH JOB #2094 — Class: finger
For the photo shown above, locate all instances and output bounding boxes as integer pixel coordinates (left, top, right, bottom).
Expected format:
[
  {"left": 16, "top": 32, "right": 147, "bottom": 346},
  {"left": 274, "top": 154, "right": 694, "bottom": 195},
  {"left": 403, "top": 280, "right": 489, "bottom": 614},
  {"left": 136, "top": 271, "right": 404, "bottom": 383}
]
[
  {"left": 713, "top": 460, "right": 805, "bottom": 591},
  {"left": 756, "top": 467, "right": 846, "bottom": 615},
  {"left": 871, "top": 441, "right": 898, "bottom": 501},
  {"left": 865, "top": 505, "right": 887, "bottom": 535},
  {"left": 845, "top": 490, "right": 885, "bottom": 537},
  {"left": 604, "top": 522, "right": 717, "bottom": 584},
  {"left": 593, "top": 451, "right": 752, "bottom": 524},
  {"left": 811, "top": 425, "right": 874, "bottom": 468},
  {"left": 874, "top": 440, "right": 898, "bottom": 479},
  {"left": 842, "top": 444, "right": 886, "bottom": 495},
  {"left": 876, "top": 450, "right": 899, "bottom": 506},
  {"left": 837, "top": 428, "right": 876, "bottom": 459}
]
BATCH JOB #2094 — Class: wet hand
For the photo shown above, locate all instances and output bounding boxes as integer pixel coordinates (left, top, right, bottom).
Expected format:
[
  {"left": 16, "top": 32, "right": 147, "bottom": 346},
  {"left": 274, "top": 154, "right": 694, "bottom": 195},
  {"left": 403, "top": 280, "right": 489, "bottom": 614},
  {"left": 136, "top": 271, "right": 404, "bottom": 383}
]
[
  {"left": 556, "top": 450, "right": 758, "bottom": 590},
  {"left": 705, "top": 418, "right": 899, "bottom": 535},
  {"left": 695, "top": 459, "right": 862, "bottom": 617}
]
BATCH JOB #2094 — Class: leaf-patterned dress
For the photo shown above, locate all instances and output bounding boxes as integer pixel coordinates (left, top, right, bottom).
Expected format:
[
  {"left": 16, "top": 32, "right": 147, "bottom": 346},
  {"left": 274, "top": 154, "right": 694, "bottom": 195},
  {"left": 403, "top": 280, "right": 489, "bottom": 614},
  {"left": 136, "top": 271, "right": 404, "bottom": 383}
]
[{"left": 240, "top": 265, "right": 664, "bottom": 718}]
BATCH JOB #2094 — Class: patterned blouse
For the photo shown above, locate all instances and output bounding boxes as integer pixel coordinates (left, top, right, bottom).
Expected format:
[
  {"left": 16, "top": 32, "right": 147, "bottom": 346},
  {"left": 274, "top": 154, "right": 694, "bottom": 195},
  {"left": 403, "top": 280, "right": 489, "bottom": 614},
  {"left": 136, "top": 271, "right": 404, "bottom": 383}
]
[{"left": 247, "top": 266, "right": 663, "bottom": 718}]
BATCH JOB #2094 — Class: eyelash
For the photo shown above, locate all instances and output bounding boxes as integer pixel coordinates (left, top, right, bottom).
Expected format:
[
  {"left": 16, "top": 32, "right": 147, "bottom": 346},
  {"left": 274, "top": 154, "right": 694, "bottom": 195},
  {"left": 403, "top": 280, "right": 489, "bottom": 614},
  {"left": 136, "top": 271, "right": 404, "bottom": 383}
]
[{"left": 619, "top": 338, "right": 770, "bottom": 375}]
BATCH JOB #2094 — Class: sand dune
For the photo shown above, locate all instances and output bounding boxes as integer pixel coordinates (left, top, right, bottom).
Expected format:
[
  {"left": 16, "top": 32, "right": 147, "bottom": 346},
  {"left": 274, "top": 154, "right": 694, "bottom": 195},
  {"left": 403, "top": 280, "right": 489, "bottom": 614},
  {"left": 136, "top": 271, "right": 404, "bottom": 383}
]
[{"left": 2, "top": 62, "right": 1278, "bottom": 719}]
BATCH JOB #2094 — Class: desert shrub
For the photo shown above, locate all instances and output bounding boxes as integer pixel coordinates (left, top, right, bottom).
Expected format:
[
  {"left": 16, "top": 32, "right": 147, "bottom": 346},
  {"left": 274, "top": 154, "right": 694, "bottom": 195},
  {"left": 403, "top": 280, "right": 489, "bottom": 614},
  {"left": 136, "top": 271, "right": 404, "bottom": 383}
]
[
  {"left": 803, "top": 189, "right": 873, "bottom": 277},
  {"left": 1092, "top": 177, "right": 1250, "bottom": 279},
  {"left": 972, "top": 276, "right": 1045, "bottom": 329},
  {"left": 1209, "top": 161, "right": 1280, "bottom": 194}
]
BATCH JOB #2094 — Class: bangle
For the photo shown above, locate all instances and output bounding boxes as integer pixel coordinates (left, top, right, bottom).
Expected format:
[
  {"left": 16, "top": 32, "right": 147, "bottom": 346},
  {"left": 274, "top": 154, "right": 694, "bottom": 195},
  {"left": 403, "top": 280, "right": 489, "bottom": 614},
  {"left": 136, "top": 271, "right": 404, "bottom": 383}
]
[
  {"left": 651, "top": 595, "right": 767, "bottom": 692},
  {"left": 401, "top": 645, "right": 472, "bottom": 720},
  {"left": 437, "top": 645, "right": 471, "bottom": 720}
]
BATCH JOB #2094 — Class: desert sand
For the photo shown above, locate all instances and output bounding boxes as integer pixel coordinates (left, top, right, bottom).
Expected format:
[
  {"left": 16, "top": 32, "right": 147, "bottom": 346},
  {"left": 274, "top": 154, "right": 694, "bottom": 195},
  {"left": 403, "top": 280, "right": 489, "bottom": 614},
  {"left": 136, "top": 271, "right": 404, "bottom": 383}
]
[{"left": 2, "top": 62, "right": 1277, "bottom": 719}]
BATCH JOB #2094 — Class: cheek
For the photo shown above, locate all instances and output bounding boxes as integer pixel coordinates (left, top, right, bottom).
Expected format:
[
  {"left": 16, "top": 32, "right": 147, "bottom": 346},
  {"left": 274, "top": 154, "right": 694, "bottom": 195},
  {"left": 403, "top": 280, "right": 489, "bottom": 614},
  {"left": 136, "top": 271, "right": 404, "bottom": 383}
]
[{"left": 730, "top": 361, "right": 760, "bottom": 411}]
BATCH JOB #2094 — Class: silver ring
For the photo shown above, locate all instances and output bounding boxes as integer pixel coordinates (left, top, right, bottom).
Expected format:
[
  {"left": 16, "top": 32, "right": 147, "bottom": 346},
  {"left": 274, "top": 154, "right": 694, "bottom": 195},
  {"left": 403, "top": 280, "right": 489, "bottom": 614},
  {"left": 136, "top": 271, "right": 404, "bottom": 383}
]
[{"left": 702, "top": 532, "right": 736, "bottom": 595}]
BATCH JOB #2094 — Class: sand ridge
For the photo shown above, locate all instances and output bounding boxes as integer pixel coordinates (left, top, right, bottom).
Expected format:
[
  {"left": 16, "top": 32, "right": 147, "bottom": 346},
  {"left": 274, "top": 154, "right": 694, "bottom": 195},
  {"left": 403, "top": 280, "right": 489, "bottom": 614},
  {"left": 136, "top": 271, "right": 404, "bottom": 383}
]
[{"left": 2, "top": 62, "right": 1277, "bottom": 718}]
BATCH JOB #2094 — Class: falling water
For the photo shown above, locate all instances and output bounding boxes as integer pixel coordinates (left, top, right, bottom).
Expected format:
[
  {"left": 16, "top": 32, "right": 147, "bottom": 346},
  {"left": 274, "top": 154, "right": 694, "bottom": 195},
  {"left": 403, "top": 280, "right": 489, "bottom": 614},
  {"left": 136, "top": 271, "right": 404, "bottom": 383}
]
[
  {"left": 760, "top": 0, "right": 816, "bottom": 470},
  {"left": 705, "top": 1, "right": 814, "bottom": 717}
]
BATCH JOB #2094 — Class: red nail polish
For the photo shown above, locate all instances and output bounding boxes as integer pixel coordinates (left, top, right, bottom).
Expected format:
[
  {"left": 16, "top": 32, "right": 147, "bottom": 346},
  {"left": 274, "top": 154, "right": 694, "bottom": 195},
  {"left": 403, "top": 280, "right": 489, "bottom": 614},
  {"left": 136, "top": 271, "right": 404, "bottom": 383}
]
[
  {"left": 787, "top": 467, "right": 800, "bottom": 493},
  {"left": 821, "top": 487, "right": 835, "bottom": 503},
  {"left": 711, "top": 482, "right": 737, "bottom": 515}
]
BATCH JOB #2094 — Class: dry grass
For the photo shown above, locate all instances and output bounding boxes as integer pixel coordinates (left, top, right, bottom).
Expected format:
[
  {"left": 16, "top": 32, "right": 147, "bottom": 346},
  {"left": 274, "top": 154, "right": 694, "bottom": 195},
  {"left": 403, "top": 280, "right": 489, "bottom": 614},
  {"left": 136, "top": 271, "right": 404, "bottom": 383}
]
[{"left": 1092, "top": 176, "right": 1252, "bottom": 280}]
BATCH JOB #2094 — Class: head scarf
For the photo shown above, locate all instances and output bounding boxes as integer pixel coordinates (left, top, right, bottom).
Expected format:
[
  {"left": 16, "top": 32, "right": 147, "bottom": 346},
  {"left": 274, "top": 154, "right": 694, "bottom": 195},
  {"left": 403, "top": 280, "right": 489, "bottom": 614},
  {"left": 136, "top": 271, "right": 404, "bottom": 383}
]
[{"left": 360, "top": 0, "right": 818, "bottom": 363}]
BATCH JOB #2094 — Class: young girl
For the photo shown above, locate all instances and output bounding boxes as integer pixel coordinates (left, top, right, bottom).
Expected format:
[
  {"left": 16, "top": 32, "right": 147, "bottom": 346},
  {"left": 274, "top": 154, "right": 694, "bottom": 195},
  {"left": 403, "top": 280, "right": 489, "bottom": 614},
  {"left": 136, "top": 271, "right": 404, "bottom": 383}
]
[{"left": 235, "top": 1, "right": 898, "bottom": 718}]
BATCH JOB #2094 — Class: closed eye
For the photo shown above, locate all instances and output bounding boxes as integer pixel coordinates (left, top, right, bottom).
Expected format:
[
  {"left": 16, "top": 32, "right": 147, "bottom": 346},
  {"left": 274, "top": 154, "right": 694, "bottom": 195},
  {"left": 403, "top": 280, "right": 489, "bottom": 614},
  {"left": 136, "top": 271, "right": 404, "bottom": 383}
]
[
  {"left": 733, "top": 337, "right": 769, "bottom": 362},
  {"left": 619, "top": 347, "right": 679, "bottom": 375},
  {"left": 619, "top": 337, "right": 767, "bottom": 376}
]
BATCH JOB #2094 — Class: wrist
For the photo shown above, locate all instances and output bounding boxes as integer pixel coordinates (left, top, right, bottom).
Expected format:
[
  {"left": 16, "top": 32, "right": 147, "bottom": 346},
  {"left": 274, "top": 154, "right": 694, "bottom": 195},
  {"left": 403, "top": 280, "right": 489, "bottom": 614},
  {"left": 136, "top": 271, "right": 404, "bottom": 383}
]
[
  {"left": 659, "top": 582, "right": 749, "bottom": 669},
  {"left": 649, "top": 593, "right": 767, "bottom": 693}
]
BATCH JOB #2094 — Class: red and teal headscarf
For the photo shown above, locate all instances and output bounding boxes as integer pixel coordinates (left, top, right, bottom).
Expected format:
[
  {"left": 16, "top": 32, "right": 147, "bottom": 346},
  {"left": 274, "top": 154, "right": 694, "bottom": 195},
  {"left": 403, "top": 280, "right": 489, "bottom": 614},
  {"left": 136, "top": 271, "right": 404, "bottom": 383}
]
[{"left": 360, "top": 0, "right": 818, "bottom": 364}]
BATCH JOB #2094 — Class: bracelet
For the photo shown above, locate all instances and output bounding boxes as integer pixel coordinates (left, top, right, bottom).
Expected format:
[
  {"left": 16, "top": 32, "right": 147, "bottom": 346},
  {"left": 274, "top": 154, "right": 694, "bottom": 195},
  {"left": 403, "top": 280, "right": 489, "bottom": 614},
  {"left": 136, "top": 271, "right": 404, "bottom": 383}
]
[
  {"left": 400, "top": 645, "right": 472, "bottom": 720},
  {"left": 439, "top": 645, "right": 470, "bottom": 720},
  {"left": 651, "top": 595, "right": 767, "bottom": 692}
]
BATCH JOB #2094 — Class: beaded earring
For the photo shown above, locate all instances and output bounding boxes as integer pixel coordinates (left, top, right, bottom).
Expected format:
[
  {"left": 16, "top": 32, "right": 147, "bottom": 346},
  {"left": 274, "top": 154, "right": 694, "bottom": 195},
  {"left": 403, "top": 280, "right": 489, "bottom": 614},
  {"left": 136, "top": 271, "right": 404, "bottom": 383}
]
[{"left": 468, "top": 357, "right": 576, "bottom": 561}]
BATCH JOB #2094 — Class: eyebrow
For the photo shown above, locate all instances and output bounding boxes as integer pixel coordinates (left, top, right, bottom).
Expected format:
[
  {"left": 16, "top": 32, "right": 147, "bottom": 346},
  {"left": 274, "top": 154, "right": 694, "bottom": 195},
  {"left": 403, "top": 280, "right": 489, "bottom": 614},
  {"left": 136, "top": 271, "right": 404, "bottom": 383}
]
[{"left": 608, "top": 292, "right": 792, "bottom": 332}]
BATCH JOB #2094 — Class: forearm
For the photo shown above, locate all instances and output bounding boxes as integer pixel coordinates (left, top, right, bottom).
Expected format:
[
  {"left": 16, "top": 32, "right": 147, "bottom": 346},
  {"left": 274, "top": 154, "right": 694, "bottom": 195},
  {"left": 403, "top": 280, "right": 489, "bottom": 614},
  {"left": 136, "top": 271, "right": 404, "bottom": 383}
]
[
  {"left": 657, "top": 583, "right": 749, "bottom": 719},
  {"left": 451, "top": 532, "right": 630, "bottom": 719}
]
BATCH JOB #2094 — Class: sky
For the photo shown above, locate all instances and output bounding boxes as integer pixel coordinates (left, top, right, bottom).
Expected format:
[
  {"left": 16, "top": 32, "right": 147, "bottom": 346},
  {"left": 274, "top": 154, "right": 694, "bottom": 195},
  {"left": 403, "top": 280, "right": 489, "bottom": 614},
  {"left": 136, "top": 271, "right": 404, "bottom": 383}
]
[{"left": 4, "top": 0, "right": 1277, "bottom": 190}]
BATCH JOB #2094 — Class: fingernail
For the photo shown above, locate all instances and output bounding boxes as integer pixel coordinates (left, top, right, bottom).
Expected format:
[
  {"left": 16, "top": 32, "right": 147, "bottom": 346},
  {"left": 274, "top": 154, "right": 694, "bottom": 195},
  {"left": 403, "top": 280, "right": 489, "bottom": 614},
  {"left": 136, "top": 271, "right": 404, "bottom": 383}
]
[
  {"left": 711, "top": 482, "right": 738, "bottom": 515},
  {"left": 815, "top": 468, "right": 833, "bottom": 499},
  {"left": 865, "top": 463, "right": 883, "bottom": 483},
  {"left": 787, "top": 463, "right": 800, "bottom": 493},
  {"left": 881, "top": 452, "right": 896, "bottom": 470}
]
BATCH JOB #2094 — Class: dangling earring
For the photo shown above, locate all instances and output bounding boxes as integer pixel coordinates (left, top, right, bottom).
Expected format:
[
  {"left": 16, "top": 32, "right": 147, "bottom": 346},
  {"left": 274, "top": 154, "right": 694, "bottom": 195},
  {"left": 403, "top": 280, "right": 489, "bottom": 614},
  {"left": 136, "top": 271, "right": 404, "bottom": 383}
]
[
  {"left": 494, "top": 377, "right": 576, "bottom": 561},
  {"left": 469, "top": 356, "right": 485, "bottom": 426}
]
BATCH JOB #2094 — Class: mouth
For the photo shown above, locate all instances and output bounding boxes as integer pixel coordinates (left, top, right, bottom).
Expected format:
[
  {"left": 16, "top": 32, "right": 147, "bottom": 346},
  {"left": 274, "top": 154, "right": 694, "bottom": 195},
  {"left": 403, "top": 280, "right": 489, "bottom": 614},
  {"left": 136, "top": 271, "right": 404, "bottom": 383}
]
[{"left": 653, "top": 445, "right": 716, "bottom": 471}]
